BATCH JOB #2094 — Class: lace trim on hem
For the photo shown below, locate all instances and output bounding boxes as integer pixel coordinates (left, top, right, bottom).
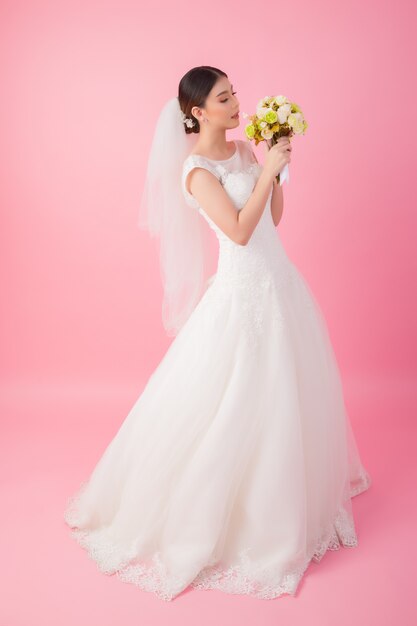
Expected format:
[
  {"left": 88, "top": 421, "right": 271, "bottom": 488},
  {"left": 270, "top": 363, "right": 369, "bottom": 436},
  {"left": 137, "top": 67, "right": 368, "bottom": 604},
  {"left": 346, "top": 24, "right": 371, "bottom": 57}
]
[{"left": 64, "top": 470, "right": 371, "bottom": 601}]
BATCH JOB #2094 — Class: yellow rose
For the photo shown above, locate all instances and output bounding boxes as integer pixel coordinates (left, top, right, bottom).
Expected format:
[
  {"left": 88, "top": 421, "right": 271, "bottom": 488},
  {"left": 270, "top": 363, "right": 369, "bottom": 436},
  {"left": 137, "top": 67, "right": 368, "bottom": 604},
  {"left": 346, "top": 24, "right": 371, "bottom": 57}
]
[
  {"left": 245, "top": 124, "right": 255, "bottom": 139},
  {"left": 265, "top": 109, "right": 278, "bottom": 124}
]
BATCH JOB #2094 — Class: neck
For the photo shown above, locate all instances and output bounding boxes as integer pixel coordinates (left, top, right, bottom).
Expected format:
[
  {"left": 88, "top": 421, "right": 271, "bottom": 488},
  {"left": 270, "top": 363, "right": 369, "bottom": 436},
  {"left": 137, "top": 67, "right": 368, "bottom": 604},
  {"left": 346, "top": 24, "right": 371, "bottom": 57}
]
[{"left": 193, "top": 128, "right": 232, "bottom": 159}]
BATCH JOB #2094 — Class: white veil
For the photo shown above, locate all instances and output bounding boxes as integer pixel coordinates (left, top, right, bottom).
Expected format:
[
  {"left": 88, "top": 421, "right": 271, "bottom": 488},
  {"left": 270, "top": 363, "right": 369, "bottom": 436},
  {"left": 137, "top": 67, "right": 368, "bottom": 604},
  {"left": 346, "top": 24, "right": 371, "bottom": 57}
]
[{"left": 137, "top": 96, "right": 215, "bottom": 337}]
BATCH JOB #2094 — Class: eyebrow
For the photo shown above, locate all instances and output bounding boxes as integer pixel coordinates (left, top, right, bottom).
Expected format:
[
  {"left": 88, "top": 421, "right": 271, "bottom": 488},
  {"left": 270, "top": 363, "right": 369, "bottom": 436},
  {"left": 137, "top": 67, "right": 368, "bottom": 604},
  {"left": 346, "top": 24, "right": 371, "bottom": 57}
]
[{"left": 216, "top": 84, "right": 233, "bottom": 97}]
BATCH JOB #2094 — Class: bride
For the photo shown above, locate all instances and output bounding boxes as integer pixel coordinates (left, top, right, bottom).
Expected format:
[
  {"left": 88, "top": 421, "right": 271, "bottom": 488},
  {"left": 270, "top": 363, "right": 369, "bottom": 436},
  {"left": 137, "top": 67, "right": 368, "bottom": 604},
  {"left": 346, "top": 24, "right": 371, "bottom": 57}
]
[{"left": 64, "top": 65, "right": 371, "bottom": 601}]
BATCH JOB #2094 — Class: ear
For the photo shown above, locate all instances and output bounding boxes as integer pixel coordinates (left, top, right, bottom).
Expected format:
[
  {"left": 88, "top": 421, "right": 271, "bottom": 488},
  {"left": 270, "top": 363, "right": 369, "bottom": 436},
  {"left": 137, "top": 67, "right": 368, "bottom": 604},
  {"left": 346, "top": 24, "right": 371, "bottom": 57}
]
[{"left": 191, "top": 106, "right": 201, "bottom": 122}]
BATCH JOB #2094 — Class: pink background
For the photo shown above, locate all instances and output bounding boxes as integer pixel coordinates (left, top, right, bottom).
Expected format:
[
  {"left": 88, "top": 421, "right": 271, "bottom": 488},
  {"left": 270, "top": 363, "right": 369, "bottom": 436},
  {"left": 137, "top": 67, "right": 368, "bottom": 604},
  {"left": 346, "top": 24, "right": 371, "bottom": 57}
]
[{"left": 1, "top": 0, "right": 416, "bottom": 624}]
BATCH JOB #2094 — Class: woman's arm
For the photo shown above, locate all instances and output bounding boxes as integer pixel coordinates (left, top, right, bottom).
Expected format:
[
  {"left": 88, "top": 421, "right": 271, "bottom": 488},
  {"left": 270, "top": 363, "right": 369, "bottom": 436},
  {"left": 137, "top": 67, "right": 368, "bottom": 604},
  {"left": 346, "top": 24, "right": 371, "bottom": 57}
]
[
  {"left": 187, "top": 166, "right": 274, "bottom": 246},
  {"left": 249, "top": 143, "right": 283, "bottom": 228}
]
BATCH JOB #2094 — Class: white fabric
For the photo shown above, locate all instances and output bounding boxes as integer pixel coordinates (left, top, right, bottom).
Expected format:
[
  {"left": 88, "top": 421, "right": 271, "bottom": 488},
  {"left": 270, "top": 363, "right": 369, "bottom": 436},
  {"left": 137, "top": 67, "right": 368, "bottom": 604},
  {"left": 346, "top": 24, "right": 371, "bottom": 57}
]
[
  {"left": 64, "top": 139, "right": 371, "bottom": 601},
  {"left": 137, "top": 96, "right": 215, "bottom": 337}
]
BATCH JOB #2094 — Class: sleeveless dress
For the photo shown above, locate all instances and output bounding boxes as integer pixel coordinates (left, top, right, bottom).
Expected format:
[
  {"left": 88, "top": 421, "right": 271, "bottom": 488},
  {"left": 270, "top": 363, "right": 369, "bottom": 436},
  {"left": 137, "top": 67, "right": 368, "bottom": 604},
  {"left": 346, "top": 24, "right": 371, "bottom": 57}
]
[{"left": 64, "top": 138, "right": 371, "bottom": 601}]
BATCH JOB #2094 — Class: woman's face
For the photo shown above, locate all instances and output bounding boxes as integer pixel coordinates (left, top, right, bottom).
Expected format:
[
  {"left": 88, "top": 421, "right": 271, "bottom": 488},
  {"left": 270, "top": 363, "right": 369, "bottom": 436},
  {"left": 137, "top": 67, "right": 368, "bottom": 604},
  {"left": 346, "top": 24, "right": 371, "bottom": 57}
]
[{"left": 192, "top": 77, "right": 240, "bottom": 129}]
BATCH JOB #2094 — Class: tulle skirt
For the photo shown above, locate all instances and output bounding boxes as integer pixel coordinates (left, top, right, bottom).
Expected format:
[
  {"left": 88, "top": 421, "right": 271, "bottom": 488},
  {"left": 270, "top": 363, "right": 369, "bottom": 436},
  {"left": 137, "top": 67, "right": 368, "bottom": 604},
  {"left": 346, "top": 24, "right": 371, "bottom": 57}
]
[{"left": 64, "top": 260, "right": 371, "bottom": 601}]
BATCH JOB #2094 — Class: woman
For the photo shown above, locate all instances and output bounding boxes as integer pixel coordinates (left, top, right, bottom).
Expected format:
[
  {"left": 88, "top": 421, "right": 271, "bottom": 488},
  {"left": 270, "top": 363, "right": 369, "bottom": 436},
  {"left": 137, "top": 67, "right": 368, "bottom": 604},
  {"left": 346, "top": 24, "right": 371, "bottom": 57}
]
[{"left": 64, "top": 65, "right": 371, "bottom": 601}]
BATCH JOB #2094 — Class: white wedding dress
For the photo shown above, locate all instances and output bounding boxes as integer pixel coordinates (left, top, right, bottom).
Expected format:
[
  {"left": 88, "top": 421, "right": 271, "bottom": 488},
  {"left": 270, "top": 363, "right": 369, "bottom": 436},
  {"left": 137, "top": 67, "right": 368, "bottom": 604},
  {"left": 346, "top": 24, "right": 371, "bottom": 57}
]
[{"left": 64, "top": 138, "right": 371, "bottom": 601}]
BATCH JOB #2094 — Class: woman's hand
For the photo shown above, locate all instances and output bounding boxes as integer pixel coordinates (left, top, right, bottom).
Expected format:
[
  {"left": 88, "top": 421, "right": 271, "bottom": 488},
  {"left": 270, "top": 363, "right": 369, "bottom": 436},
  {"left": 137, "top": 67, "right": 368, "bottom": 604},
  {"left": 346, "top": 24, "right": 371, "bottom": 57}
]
[{"left": 264, "top": 134, "right": 293, "bottom": 179}]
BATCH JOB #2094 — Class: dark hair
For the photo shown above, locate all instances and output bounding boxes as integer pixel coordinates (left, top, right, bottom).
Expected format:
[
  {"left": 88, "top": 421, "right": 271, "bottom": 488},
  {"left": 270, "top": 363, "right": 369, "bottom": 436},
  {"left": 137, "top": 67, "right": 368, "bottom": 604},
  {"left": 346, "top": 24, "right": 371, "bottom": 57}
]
[{"left": 178, "top": 66, "right": 228, "bottom": 134}]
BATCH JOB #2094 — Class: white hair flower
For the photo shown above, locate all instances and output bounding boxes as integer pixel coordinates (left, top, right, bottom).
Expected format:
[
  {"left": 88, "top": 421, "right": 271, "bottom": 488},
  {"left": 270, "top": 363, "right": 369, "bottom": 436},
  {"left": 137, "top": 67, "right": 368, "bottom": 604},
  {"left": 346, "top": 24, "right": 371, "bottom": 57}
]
[{"left": 180, "top": 110, "right": 196, "bottom": 128}]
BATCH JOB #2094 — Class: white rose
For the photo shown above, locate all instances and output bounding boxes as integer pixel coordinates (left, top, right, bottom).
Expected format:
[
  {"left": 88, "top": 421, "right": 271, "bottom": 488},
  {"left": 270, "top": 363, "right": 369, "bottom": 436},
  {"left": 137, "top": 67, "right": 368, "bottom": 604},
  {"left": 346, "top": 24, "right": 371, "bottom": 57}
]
[
  {"left": 257, "top": 95, "right": 272, "bottom": 109},
  {"left": 261, "top": 128, "right": 274, "bottom": 140},
  {"left": 275, "top": 95, "right": 288, "bottom": 106},
  {"left": 287, "top": 112, "right": 304, "bottom": 133},
  {"left": 256, "top": 106, "right": 270, "bottom": 118},
  {"left": 277, "top": 103, "right": 292, "bottom": 124}
]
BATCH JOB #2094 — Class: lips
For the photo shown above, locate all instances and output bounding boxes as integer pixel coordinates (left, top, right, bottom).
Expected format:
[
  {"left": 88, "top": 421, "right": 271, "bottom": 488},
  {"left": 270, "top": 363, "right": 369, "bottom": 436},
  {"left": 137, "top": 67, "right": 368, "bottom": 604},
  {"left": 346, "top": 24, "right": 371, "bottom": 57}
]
[{"left": 232, "top": 112, "right": 239, "bottom": 119}]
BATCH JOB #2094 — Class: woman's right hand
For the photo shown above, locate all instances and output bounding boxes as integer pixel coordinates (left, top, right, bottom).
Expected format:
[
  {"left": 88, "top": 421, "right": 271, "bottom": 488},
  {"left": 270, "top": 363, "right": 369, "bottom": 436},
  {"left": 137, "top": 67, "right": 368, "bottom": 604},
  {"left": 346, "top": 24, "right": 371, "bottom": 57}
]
[{"left": 264, "top": 135, "right": 292, "bottom": 178}]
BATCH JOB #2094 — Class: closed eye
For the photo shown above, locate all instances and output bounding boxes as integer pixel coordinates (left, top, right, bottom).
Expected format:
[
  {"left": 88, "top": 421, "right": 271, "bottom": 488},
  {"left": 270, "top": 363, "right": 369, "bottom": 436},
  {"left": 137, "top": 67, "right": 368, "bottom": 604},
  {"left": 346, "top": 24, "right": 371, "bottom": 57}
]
[{"left": 221, "top": 91, "right": 237, "bottom": 103}]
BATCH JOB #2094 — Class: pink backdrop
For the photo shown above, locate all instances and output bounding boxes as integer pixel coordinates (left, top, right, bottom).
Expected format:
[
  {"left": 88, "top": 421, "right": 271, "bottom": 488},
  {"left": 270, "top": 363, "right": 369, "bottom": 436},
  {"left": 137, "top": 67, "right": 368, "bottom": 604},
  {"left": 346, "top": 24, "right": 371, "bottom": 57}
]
[{"left": 1, "top": 0, "right": 416, "bottom": 624}]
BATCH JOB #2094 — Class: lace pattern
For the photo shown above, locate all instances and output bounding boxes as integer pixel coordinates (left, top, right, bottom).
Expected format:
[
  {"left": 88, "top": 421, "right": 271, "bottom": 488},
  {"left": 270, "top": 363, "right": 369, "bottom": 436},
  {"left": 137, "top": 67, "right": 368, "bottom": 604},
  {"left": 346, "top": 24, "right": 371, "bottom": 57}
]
[
  {"left": 181, "top": 152, "right": 296, "bottom": 353},
  {"left": 202, "top": 263, "right": 294, "bottom": 353},
  {"left": 64, "top": 470, "right": 371, "bottom": 602}
]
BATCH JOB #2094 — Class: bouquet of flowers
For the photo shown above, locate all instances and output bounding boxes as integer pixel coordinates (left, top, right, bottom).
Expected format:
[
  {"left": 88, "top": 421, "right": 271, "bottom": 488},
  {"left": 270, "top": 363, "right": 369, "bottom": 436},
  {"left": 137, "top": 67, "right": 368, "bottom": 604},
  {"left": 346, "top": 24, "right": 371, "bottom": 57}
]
[{"left": 243, "top": 95, "right": 308, "bottom": 185}]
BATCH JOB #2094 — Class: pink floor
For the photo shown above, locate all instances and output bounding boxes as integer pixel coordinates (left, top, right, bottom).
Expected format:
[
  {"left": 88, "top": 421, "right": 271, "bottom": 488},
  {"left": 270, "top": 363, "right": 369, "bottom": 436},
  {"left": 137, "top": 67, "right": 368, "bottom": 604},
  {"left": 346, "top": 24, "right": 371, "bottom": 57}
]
[{"left": 1, "top": 376, "right": 415, "bottom": 626}]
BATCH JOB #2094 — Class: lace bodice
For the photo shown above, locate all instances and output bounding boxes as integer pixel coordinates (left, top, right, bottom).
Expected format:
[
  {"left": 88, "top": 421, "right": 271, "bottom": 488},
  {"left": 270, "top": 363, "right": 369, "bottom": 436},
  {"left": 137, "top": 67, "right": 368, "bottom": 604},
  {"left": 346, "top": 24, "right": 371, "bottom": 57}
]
[
  {"left": 181, "top": 139, "right": 295, "bottom": 277},
  {"left": 181, "top": 139, "right": 296, "bottom": 351},
  {"left": 182, "top": 139, "right": 271, "bottom": 241},
  {"left": 182, "top": 139, "right": 261, "bottom": 204}
]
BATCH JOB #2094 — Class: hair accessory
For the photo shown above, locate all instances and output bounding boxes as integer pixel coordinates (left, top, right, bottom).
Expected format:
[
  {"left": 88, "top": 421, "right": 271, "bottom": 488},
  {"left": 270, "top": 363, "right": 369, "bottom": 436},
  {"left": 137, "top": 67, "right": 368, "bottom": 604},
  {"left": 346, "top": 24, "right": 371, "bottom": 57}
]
[{"left": 180, "top": 110, "right": 196, "bottom": 128}]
